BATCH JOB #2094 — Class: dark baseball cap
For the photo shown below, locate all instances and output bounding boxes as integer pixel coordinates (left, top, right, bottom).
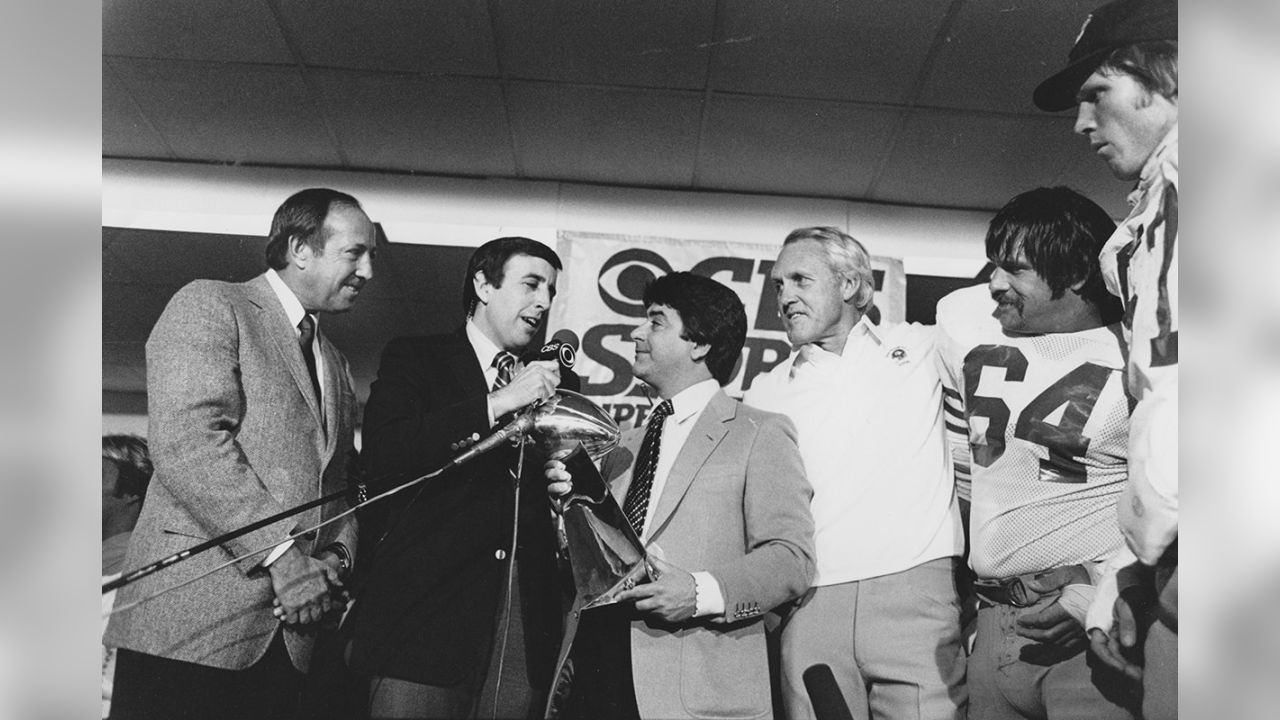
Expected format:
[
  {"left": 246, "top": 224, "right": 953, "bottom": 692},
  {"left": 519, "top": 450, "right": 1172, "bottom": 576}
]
[{"left": 1033, "top": 0, "right": 1177, "bottom": 112}]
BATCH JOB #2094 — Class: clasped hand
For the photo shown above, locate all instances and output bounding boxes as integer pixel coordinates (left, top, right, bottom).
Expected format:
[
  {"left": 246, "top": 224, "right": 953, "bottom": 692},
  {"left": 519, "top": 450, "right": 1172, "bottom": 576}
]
[{"left": 268, "top": 547, "right": 347, "bottom": 625}]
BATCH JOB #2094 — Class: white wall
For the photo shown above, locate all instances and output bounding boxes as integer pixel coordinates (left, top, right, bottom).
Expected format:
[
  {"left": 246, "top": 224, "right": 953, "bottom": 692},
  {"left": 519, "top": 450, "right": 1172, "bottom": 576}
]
[
  {"left": 101, "top": 414, "right": 148, "bottom": 438},
  {"left": 103, "top": 159, "right": 991, "bottom": 277}
]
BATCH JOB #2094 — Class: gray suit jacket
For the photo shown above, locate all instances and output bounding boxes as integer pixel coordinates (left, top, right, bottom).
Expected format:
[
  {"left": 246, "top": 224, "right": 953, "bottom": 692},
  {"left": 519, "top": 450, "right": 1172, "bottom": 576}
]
[
  {"left": 550, "top": 390, "right": 815, "bottom": 720},
  {"left": 104, "top": 274, "right": 359, "bottom": 671}
]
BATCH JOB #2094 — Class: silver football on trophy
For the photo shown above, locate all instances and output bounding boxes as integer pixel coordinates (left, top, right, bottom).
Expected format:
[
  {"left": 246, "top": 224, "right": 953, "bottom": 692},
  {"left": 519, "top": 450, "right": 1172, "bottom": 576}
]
[{"left": 527, "top": 390, "right": 621, "bottom": 461}]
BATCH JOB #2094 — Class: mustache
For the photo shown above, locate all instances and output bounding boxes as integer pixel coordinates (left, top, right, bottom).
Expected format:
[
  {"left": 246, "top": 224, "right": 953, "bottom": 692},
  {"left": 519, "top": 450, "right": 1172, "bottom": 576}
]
[{"left": 991, "top": 291, "right": 1021, "bottom": 307}]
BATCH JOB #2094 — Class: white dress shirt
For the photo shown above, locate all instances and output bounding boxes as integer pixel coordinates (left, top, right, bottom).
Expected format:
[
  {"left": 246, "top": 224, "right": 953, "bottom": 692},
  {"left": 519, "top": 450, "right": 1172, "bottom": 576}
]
[
  {"left": 261, "top": 268, "right": 326, "bottom": 568},
  {"left": 266, "top": 268, "right": 326, "bottom": 402},
  {"left": 745, "top": 317, "right": 962, "bottom": 586},
  {"left": 466, "top": 320, "right": 509, "bottom": 427},
  {"left": 634, "top": 378, "right": 726, "bottom": 617}
]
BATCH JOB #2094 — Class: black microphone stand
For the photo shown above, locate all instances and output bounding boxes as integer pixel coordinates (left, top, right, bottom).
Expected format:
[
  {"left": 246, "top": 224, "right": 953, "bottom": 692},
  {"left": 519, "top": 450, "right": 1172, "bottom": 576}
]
[
  {"left": 102, "top": 417, "right": 527, "bottom": 597},
  {"left": 102, "top": 487, "right": 350, "bottom": 594}
]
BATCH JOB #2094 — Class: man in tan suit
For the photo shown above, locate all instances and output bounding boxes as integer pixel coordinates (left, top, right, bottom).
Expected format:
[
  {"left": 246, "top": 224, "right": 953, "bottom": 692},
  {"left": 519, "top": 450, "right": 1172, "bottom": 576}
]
[
  {"left": 545, "top": 271, "right": 815, "bottom": 720},
  {"left": 104, "top": 188, "right": 376, "bottom": 719}
]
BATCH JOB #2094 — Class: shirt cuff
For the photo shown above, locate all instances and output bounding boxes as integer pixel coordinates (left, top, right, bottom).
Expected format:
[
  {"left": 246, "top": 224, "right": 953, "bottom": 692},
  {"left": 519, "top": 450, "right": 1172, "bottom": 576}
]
[
  {"left": 260, "top": 539, "right": 296, "bottom": 569},
  {"left": 692, "top": 571, "right": 725, "bottom": 618},
  {"left": 1086, "top": 569, "right": 1120, "bottom": 632},
  {"left": 486, "top": 394, "right": 497, "bottom": 427},
  {"left": 1056, "top": 583, "right": 1095, "bottom": 627}
]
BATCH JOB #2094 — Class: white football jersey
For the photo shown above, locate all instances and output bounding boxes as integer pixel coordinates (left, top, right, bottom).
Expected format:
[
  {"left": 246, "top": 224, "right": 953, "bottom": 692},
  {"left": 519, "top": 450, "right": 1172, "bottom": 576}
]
[{"left": 936, "top": 285, "right": 1130, "bottom": 579}]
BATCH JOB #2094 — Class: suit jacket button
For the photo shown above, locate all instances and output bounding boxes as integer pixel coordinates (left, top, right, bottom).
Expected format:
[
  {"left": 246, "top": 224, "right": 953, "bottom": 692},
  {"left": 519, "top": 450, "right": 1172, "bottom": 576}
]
[{"left": 495, "top": 549, "right": 507, "bottom": 560}]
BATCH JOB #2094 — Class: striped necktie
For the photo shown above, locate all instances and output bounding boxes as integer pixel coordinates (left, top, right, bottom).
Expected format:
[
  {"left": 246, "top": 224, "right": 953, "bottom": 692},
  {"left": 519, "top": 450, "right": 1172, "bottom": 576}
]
[
  {"left": 492, "top": 351, "right": 517, "bottom": 391},
  {"left": 622, "top": 399, "right": 674, "bottom": 537}
]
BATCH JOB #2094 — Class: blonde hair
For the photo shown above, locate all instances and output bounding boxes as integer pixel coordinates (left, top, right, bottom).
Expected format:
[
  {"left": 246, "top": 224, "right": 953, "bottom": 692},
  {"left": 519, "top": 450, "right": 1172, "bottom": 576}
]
[{"left": 782, "top": 226, "right": 876, "bottom": 312}]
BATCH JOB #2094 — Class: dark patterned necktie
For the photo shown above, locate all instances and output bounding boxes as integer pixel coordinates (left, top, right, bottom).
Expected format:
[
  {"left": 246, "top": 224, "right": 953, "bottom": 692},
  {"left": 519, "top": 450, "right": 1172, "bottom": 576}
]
[
  {"left": 622, "top": 400, "right": 674, "bottom": 537},
  {"left": 298, "top": 314, "right": 322, "bottom": 403},
  {"left": 492, "top": 351, "right": 517, "bottom": 391}
]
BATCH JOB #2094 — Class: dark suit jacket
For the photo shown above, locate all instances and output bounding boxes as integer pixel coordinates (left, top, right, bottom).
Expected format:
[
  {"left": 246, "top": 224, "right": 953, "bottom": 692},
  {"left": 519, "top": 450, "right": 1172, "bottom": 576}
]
[
  {"left": 343, "top": 327, "right": 579, "bottom": 689},
  {"left": 104, "top": 275, "right": 359, "bottom": 672}
]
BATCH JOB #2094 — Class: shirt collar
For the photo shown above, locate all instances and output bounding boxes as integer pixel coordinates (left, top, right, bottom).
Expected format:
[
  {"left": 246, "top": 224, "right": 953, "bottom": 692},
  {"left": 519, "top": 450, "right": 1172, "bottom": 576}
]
[
  {"left": 796, "top": 314, "right": 884, "bottom": 367},
  {"left": 466, "top": 319, "right": 506, "bottom": 369},
  {"left": 1130, "top": 123, "right": 1178, "bottom": 208},
  {"left": 265, "top": 268, "right": 311, "bottom": 332},
  {"left": 852, "top": 313, "right": 886, "bottom": 346},
  {"left": 664, "top": 378, "right": 719, "bottom": 425}
]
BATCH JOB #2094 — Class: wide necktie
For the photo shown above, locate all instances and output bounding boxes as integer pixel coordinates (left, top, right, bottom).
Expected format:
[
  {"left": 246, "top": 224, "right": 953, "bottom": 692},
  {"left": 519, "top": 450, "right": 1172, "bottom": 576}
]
[
  {"left": 492, "top": 351, "right": 517, "bottom": 391},
  {"left": 622, "top": 399, "right": 674, "bottom": 537},
  {"left": 298, "top": 314, "right": 322, "bottom": 404}
]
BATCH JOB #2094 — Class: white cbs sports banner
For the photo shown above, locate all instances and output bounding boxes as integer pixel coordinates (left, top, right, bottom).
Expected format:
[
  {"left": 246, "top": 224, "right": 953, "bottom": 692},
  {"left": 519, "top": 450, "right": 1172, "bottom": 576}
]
[{"left": 549, "top": 230, "right": 906, "bottom": 430}]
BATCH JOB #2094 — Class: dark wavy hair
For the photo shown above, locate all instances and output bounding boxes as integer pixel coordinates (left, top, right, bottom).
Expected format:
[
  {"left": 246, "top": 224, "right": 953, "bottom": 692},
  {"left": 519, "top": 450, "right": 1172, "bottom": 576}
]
[
  {"left": 102, "top": 434, "right": 153, "bottom": 499},
  {"left": 643, "top": 271, "right": 746, "bottom": 386},
  {"left": 264, "top": 188, "right": 364, "bottom": 270},
  {"left": 462, "top": 237, "right": 563, "bottom": 317},
  {"left": 985, "top": 186, "right": 1120, "bottom": 315}
]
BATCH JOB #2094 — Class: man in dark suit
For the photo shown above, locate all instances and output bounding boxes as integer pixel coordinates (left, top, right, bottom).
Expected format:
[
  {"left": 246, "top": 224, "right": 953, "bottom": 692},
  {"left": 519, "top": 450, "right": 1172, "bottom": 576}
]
[
  {"left": 104, "top": 188, "right": 375, "bottom": 719},
  {"left": 544, "top": 272, "right": 815, "bottom": 720},
  {"left": 343, "top": 237, "right": 579, "bottom": 720}
]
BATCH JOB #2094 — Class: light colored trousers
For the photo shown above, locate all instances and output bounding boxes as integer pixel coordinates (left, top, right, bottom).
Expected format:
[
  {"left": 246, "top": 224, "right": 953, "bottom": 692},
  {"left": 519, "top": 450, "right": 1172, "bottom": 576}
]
[
  {"left": 780, "top": 557, "right": 967, "bottom": 720},
  {"left": 970, "top": 602, "right": 1136, "bottom": 720}
]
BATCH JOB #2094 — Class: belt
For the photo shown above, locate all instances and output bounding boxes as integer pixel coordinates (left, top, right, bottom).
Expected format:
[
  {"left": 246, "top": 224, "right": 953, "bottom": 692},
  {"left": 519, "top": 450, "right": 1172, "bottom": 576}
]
[{"left": 974, "top": 565, "right": 1090, "bottom": 608}]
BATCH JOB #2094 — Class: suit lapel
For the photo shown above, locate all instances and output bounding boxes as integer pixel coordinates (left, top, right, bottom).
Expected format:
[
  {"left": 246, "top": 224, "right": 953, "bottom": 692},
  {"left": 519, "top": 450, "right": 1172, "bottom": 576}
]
[
  {"left": 446, "top": 326, "right": 488, "bottom": 397},
  {"left": 606, "top": 429, "right": 644, "bottom": 506},
  {"left": 646, "top": 391, "right": 733, "bottom": 541},
  {"left": 317, "top": 331, "right": 343, "bottom": 461},
  {"left": 246, "top": 275, "right": 327, "bottom": 437}
]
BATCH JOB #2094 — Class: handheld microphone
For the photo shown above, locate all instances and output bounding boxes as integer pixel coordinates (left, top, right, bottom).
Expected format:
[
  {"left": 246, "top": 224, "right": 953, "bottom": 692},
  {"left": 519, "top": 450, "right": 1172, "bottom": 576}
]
[
  {"left": 803, "top": 664, "right": 855, "bottom": 720},
  {"left": 525, "top": 329, "right": 579, "bottom": 369}
]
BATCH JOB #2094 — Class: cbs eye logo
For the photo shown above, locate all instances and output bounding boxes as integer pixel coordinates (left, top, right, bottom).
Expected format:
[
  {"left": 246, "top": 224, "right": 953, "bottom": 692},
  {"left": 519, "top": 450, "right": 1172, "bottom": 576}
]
[{"left": 597, "top": 249, "right": 672, "bottom": 317}]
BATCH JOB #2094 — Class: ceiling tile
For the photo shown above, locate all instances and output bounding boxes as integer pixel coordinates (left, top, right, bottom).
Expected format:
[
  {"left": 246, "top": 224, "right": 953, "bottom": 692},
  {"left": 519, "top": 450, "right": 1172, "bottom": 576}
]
[
  {"left": 274, "top": 0, "right": 499, "bottom": 75},
  {"left": 872, "top": 110, "right": 1084, "bottom": 211},
  {"left": 110, "top": 58, "right": 341, "bottom": 166},
  {"left": 698, "top": 95, "right": 903, "bottom": 198},
  {"left": 311, "top": 70, "right": 514, "bottom": 175},
  {"left": 918, "top": 0, "right": 1104, "bottom": 113},
  {"left": 710, "top": 0, "right": 950, "bottom": 104},
  {"left": 103, "top": 62, "right": 171, "bottom": 158},
  {"left": 103, "top": 0, "right": 293, "bottom": 64},
  {"left": 496, "top": 0, "right": 716, "bottom": 88},
  {"left": 507, "top": 83, "right": 703, "bottom": 187}
]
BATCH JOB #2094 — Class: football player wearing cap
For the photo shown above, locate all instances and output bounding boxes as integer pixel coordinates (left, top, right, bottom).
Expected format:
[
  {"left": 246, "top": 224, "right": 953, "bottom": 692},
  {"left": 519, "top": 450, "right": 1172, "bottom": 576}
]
[
  {"left": 1033, "top": 2, "right": 1177, "bottom": 719},
  {"left": 937, "top": 187, "right": 1135, "bottom": 720}
]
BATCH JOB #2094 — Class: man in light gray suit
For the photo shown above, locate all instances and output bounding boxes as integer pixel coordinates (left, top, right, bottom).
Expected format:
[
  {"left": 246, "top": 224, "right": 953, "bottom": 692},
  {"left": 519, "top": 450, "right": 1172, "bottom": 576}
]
[
  {"left": 545, "top": 271, "right": 815, "bottom": 720},
  {"left": 104, "top": 188, "right": 376, "bottom": 720}
]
